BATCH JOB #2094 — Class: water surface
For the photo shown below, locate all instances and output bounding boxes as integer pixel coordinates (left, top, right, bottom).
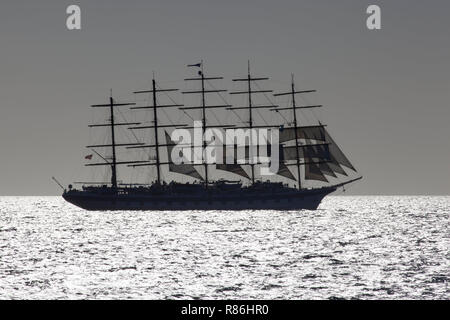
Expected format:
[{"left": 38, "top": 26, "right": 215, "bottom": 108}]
[{"left": 0, "top": 196, "right": 448, "bottom": 299}]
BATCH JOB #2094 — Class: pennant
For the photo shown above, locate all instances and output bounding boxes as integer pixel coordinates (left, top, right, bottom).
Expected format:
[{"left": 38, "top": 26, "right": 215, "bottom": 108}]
[{"left": 187, "top": 63, "right": 202, "bottom": 68}]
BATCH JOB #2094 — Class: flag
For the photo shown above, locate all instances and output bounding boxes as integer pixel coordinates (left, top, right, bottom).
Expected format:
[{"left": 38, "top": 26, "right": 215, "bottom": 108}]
[
  {"left": 85, "top": 154, "right": 93, "bottom": 160},
  {"left": 187, "top": 63, "right": 202, "bottom": 68}
]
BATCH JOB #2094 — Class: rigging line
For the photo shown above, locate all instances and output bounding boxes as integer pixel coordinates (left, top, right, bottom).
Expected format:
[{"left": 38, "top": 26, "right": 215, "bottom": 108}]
[
  {"left": 228, "top": 82, "right": 249, "bottom": 125},
  {"left": 270, "top": 78, "right": 291, "bottom": 85},
  {"left": 253, "top": 81, "right": 282, "bottom": 126},
  {"left": 129, "top": 98, "right": 153, "bottom": 162},
  {"left": 309, "top": 100, "right": 322, "bottom": 123},
  {"left": 311, "top": 107, "right": 321, "bottom": 122},
  {"left": 252, "top": 81, "right": 270, "bottom": 126},
  {"left": 229, "top": 95, "right": 248, "bottom": 125},
  {"left": 207, "top": 79, "right": 244, "bottom": 145},
  {"left": 155, "top": 86, "right": 177, "bottom": 125},
  {"left": 206, "top": 80, "right": 234, "bottom": 123},
  {"left": 117, "top": 108, "right": 141, "bottom": 143},
  {"left": 157, "top": 83, "right": 195, "bottom": 122},
  {"left": 298, "top": 92, "right": 311, "bottom": 104},
  {"left": 300, "top": 104, "right": 319, "bottom": 126},
  {"left": 117, "top": 106, "right": 152, "bottom": 161},
  {"left": 271, "top": 95, "right": 292, "bottom": 126},
  {"left": 336, "top": 177, "right": 361, "bottom": 195},
  {"left": 254, "top": 81, "right": 277, "bottom": 107},
  {"left": 271, "top": 103, "right": 290, "bottom": 124},
  {"left": 182, "top": 109, "right": 195, "bottom": 122},
  {"left": 155, "top": 96, "right": 174, "bottom": 125},
  {"left": 208, "top": 80, "right": 246, "bottom": 125},
  {"left": 332, "top": 184, "right": 346, "bottom": 196},
  {"left": 290, "top": 93, "right": 313, "bottom": 125},
  {"left": 203, "top": 80, "right": 232, "bottom": 125},
  {"left": 202, "top": 80, "right": 222, "bottom": 124},
  {"left": 179, "top": 83, "right": 196, "bottom": 122},
  {"left": 296, "top": 92, "right": 322, "bottom": 125},
  {"left": 229, "top": 105, "right": 246, "bottom": 125},
  {"left": 155, "top": 83, "right": 177, "bottom": 124},
  {"left": 157, "top": 83, "right": 179, "bottom": 107},
  {"left": 286, "top": 96, "right": 294, "bottom": 125}
]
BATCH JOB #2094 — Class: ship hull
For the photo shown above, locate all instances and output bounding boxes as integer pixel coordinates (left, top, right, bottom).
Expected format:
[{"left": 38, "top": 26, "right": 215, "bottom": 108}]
[{"left": 62, "top": 187, "right": 335, "bottom": 211}]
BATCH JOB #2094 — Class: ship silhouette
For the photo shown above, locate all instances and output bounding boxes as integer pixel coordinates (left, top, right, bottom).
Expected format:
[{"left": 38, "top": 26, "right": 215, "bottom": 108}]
[{"left": 63, "top": 62, "right": 361, "bottom": 210}]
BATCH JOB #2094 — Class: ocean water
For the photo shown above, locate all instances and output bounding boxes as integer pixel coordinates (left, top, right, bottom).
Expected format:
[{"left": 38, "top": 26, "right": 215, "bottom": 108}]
[{"left": 0, "top": 196, "right": 448, "bottom": 300}]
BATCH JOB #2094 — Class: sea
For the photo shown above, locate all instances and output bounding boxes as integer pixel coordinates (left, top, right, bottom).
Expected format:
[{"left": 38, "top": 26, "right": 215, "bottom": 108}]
[{"left": 0, "top": 196, "right": 448, "bottom": 300}]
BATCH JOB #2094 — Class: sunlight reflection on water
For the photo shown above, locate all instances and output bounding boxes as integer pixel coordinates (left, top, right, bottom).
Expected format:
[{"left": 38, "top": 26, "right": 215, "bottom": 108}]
[{"left": 0, "top": 196, "right": 448, "bottom": 299}]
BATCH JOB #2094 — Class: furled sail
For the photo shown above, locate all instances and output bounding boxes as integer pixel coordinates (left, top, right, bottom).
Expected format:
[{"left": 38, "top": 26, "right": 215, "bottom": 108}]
[{"left": 164, "top": 132, "right": 203, "bottom": 180}]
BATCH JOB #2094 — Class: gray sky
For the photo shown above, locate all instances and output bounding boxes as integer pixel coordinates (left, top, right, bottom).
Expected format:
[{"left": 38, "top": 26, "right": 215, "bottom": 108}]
[{"left": 0, "top": 0, "right": 449, "bottom": 195}]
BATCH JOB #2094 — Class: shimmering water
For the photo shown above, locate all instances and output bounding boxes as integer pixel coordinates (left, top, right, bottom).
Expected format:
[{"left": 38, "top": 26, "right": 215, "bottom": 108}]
[{"left": 0, "top": 196, "right": 448, "bottom": 299}]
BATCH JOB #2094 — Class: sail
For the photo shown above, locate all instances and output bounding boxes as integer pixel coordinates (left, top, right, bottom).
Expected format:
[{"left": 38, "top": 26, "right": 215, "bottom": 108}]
[
  {"left": 215, "top": 146, "right": 250, "bottom": 179},
  {"left": 259, "top": 144, "right": 296, "bottom": 181},
  {"left": 317, "top": 162, "right": 337, "bottom": 178},
  {"left": 281, "top": 125, "right": 356, "bottom": 178},
  {"left": 304, "top": 160, "right": 328, "bottom": 182},
  {"left": 219, "top": 127, "right": 355, "bottom": 183},
  {"left": 326, "top": 159, "right": 347, "bottom": 176},
  {"left": 303, "top": 141, "right": 347, "bottom": 176},
  {"left": 164, "top": 132, "right": 203, "bottom": 180},
  {"left": 301, "top": 128, "right": 357, "bottom": 181},
  {"left": 281, "top": 144, "right": 335, "bottom": 181},
  {"left": 324, "top": 129, "right": 356, "bottom": 171},
  {"left": 277, "top": 163, "right": 296, "bottom": 181},
  {"left": 219, "top": 145, "right": 295, "bottom": 181},
  {"left": 283, "top": 144, "right": 329, "bottom": 182}
]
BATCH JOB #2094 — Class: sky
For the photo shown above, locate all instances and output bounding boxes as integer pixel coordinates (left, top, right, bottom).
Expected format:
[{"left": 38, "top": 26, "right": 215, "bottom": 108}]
[{"left": 0, "top": 0, "right": 449, "bottom": 195}]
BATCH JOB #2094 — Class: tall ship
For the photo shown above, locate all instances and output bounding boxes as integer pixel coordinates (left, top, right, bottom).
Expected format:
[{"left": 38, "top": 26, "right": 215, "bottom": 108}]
[{"left": 62, "top": 62, "right": 362, "bottom": 210}]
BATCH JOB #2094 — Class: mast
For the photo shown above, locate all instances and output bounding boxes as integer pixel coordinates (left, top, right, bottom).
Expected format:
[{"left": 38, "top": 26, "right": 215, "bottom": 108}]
[
  {"left": 109, "top": 95, "right": 118, "bottom": 188},
  {"left": 246, "top": 62, "right": 255, "bottom": 184},
  {"left": 128, "top": 78, "right": 185, "bottom": 183},
  {"left": 151, "top": 78, "right": 161, "bottom": 184},
  {"left": 182, "top": 61, "right": 231, "bottom": 187},
  {"left": 88, "top": 95, "right": 144, "bottom": 188},
  {"left": 274, "top": 78, "right": 319, "bottom": 188},
  {"left": 290, "top": 75, "right": 302, "bottom": 190},
  {"left": 200, "top": 62, "right": 208, "bottom": 185},
  {"left": 230, "top": 61, "right": 273, "bottom": 185}
]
